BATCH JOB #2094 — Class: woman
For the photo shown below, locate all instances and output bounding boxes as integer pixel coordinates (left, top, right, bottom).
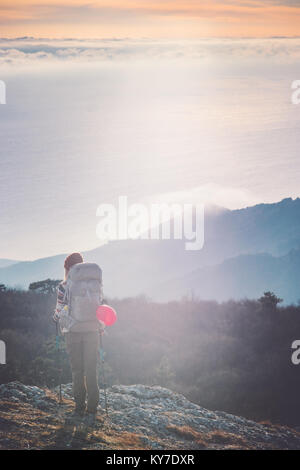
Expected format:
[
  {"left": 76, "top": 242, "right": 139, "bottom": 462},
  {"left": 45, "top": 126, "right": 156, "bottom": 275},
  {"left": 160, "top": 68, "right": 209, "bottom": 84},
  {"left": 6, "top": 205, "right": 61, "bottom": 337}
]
[{"left": 54, "top": 252, "right": 100, "bottom": 424}]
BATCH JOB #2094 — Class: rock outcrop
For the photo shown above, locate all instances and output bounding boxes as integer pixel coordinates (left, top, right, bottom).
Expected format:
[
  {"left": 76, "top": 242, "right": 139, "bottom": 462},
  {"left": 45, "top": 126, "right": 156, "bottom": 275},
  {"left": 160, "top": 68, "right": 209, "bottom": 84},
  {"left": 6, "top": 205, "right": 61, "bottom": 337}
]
[{"left": 0, "top": 381, "right": 300, "bottom": 450}]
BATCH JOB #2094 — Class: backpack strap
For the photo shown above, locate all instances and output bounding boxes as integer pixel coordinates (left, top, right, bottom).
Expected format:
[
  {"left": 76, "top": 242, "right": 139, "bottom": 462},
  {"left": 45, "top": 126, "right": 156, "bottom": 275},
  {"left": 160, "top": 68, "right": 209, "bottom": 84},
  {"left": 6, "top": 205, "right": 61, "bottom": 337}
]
[{"left": 62, "top": 282, "right": 71, "bottom": 310}]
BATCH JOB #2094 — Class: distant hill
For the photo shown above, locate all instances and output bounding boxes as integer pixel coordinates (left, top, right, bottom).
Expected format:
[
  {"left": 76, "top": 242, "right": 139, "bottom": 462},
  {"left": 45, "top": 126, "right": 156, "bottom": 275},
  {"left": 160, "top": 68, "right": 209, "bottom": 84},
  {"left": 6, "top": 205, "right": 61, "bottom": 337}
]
[
  {"left": 0, "top": 259, "right": 18, "bottom": 269},
  {"left": 1, "top": 197, "right": 300, "bottom": 302},
  {"left": 156, "top": 249, "right": 300, "bottom": 304}
]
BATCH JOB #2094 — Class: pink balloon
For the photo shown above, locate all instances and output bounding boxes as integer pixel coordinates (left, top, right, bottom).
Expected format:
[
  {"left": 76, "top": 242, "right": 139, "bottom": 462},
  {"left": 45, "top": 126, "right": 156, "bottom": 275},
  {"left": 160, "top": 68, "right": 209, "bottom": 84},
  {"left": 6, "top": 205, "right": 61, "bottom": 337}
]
[{"left": 96, "top": 305, "right": 117, "bottom": 326}]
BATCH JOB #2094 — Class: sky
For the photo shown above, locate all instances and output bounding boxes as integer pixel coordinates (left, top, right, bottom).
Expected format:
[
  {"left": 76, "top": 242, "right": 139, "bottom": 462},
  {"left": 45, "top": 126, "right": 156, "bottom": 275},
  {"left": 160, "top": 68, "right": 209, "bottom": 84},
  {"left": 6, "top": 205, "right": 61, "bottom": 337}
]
[
  {"left": 1, "top": 37, "right": 300, "bottom": 260},
  {"left": 1, "top": 4, "right": 300, "bottom": 260},
  {"left": 1, "top": 0, "right": 300, "bottom": 39}
]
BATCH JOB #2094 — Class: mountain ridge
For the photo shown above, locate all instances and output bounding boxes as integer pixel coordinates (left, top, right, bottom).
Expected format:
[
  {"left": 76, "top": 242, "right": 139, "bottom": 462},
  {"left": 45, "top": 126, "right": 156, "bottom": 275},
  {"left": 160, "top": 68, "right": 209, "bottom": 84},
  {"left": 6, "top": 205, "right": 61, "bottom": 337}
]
[
  {"left": 1, "top": 197, "right": 300, "bottom": 302},
  {"left": 155, "top": 249, "right": 300, "bottom": 303}
]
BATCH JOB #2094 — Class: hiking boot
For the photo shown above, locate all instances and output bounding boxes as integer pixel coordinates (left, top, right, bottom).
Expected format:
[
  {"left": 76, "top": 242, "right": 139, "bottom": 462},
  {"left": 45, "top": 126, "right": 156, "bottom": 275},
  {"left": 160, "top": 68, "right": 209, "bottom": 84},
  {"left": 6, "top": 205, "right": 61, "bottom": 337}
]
[{"left": 67, "top": 407, "right": 86, "bottom": 420}]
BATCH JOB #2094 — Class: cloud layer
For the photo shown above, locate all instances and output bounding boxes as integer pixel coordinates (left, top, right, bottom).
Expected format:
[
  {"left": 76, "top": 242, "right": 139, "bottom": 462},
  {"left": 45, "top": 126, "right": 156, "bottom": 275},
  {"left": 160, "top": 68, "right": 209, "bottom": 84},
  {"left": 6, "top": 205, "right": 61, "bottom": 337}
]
[{"left": 1, "top": 37, "right": 300, "bottom": 68}]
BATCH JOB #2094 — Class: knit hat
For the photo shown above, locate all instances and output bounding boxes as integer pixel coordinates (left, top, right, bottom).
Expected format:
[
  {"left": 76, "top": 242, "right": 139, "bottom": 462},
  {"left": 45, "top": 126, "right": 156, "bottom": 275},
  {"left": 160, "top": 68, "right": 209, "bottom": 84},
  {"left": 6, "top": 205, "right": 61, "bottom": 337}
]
[{"left": 64, "top": 252, "right": 84, "bottom": 271}]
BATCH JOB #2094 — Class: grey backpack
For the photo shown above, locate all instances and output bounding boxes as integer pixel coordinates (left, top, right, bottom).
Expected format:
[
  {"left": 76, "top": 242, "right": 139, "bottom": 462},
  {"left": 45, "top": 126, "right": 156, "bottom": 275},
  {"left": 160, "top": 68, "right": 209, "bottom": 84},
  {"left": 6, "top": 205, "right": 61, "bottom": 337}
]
[{"left": 61, "top": 262, "right": 103, "bottom": 333}]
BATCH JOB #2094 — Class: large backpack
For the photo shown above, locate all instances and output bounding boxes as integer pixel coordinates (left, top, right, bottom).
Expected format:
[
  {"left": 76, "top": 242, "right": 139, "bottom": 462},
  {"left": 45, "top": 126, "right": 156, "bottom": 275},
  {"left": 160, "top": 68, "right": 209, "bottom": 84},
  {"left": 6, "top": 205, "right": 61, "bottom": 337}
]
[{"left": 60, "top": 262, "right": 103, "bottom": 333}]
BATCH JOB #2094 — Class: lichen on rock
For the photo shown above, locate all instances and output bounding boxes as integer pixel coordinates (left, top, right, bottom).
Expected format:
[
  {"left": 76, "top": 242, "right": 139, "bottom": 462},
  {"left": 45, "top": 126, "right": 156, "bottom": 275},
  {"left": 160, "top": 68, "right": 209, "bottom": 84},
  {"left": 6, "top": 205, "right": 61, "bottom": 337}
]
[{"left": 0, "top": 381, "right": 300, "bottom": 450}]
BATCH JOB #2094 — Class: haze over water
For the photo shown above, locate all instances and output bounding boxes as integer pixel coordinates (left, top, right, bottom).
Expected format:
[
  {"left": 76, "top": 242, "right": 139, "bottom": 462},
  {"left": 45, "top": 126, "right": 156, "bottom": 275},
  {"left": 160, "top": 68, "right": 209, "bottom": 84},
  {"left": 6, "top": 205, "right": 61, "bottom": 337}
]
[{"left": 1, "top": 38, "right": 300, "bottom": 259}]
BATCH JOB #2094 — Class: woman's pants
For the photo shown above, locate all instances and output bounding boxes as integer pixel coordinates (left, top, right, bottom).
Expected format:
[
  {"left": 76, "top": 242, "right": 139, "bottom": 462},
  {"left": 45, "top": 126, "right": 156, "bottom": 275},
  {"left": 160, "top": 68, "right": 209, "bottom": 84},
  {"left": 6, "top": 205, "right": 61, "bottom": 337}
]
[{"left": 65, "top": 331, "right": 99, "bottom": 413}]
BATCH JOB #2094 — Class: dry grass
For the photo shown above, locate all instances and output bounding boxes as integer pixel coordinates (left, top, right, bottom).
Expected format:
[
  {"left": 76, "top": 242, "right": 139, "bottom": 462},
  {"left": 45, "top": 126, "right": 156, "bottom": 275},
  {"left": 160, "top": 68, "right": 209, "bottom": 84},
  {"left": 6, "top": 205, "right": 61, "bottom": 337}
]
[
  {"left": 2, "top": 396, "right": 298, "bottom": 450},
  {"left": 106, "top": 431, "right": 148, "bottom": 450},
  {"left": 0, "top": 398, "right": 149, "bottom": 450},
  {"left": 204, "top": 430, "right": 249, "bottom": 447},
  {"left": 260, "top": 420, "right": 300, "bottom": 436},
  {"left": 0, "top": 400, "right": 60, "bottom": 449},
  {"left": 166, "top": 424, "right": 203, "bottom": 441},
  {"left": 166, "top": 424, "right": 251, "bottom": 449}
]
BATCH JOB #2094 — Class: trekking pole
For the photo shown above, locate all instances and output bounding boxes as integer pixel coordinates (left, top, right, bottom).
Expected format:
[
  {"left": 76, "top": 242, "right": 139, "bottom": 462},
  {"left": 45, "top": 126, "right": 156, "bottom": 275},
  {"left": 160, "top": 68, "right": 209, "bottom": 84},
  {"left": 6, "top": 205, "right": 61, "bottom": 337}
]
[
  {"left": 99, "top": 331, "right": 108, "bottom": 417},
  {"left": 55, "top": 321, "right": 62, "bottom": 404}
]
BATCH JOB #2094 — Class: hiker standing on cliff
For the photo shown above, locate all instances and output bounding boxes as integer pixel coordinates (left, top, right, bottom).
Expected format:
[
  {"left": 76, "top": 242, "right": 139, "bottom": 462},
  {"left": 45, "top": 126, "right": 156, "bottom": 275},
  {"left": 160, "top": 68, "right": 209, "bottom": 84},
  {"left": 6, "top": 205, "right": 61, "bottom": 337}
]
[{"left": 53, "top": 252, "right": 104, "bottom": 425}]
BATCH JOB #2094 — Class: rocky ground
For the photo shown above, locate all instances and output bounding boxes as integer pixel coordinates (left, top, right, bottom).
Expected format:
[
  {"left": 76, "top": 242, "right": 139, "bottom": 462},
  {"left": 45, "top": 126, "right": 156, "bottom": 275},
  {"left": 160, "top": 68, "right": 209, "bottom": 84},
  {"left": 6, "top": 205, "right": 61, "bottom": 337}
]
[{"left": 0, "top": 381, "right": 300, "bottom": 450}]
